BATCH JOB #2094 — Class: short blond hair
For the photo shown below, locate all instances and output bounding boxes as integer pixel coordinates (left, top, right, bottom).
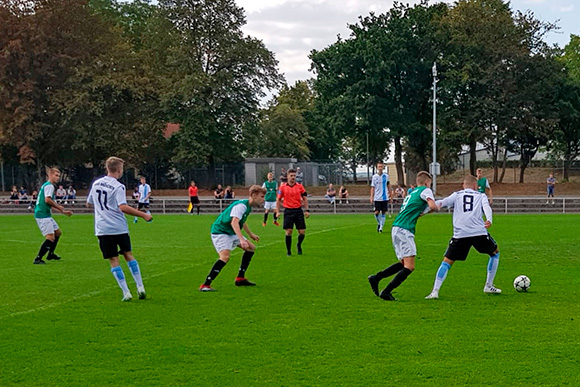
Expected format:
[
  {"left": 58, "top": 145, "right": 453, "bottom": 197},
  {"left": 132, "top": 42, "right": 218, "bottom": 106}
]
[
  {"left": 47, "top": 167, "right": 60, "bottom": 175},
  {"left": 106, "top": 157, "right": 125, "bottom": 173},
  {"left": 249, "top": 185, "right": 267, "bottom": 196},
  {"left": 416, "top": 171, "right": 432, "bottom": 185},
  {"left": 463, "top": 175, "right": 478, "bottom": 185}
]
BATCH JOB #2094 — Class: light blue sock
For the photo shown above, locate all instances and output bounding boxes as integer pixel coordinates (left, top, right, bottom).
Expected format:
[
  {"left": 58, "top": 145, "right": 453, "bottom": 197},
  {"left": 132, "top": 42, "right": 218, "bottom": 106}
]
[
  {"left": 111, "top": 266, "right": 129, "bottom": 293},
  {"left": 486, "top": 253, "right": 500, "bottom": 286},
  {"left": 128, "top": 260, "right": 144, "bottom": 288},
  {"left": 380, "top": 214, "right": 386, "bottom": 228},
  {"left": 374, "top": 214, "right": 380, "bottom": 225},
  {"left": 433, "top": 261, "right": 451, "bottom": 292}
]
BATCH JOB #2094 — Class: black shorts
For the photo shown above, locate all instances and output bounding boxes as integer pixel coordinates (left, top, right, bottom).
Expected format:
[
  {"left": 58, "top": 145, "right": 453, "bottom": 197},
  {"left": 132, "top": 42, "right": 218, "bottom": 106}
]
[
  {"left": 444, "top": 234, "right": 498, "bottom": 261},
  {"left": 283, "top": 208, "right": 307, "bottom": 230},
  {"left": 374, "top": 201, "right": 389, "bottom": 212},
  {"left": 98, "top": 234, "right": 132, "bottom": 259},
  {"left": 190, "top": 196, "right": 200, "bottom": 204},
  {"left": 138, "top": 202, "right": 150, "bottom": 210}
]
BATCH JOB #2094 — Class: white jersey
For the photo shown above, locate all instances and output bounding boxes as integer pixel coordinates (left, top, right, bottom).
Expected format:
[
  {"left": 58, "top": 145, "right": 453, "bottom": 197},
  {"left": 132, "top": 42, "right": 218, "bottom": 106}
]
[
  {"left": 437, "top": 188, "right": 492, "bottom": 239},
  {"left": 371, "top": 173, "right": 390, "bottom": 201},
  {"left": 138, "top": 183, "right": 151, "bottom": 204},
  {"left": 87, "top": 176, "right": 130, "bottom": 236}
]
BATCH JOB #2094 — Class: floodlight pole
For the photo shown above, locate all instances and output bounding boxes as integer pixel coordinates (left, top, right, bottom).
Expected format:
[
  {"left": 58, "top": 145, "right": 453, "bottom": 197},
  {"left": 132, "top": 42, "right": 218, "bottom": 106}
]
[{"left": 432, "top": 62, "right": 438, "bottom": 194}]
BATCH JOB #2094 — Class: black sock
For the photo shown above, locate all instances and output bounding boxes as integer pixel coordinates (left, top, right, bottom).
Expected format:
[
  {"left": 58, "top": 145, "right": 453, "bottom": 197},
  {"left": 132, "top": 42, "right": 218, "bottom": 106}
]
[
  {"left": 384, "top": 268, "right": 413, "bottom": 294},
  {"left": 204, "top": 259, "right": 227, "bottom": 286},
  {"left": 263, "top": 212, "right": 268, "bottom": 223},
  {"left": 238, "top": 251, "right": 255, "bottom": 278},
  {"left": 274, "top": 213, "right": 278, "bottom": 221},
  {"left": 375, "top": 262, "right": 404, "bottom": 281},
  {"left": 297, "top": 234, "right": 305, "bottom": 251},
  {"left": 285, "top": 235, "right": 292, "bottom": 254},
  {"left": 49, "top": 236, "right": 60, "bottom": 255},
  {"left": 197, "top": 205, "right": 200, "bottom": 215},
  {"left": 36, "top": 240, "right": 53, "bottom": 260}
]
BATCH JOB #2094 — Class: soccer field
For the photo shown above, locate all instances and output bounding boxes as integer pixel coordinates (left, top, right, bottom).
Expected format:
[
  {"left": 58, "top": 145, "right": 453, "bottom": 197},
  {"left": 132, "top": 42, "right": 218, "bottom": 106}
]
[{"left": 0, "top": 213, "right": 579, "bottom": 386}]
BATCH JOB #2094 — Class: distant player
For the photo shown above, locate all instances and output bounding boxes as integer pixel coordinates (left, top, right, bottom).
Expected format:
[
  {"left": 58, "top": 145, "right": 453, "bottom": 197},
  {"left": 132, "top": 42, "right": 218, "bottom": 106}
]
[
  {"left": 188, "top": 180, "right": 200, "bottom": 215},
  {"left": 476, "top": 168, "right": 493, "bottom": 204},
  {"left": 368, "top": 171, "right": 438, "bottom": 301},
  {"left": 425, "top": 175, "right": 501, "bottom": 299},
  {"left": 546, "top": 173, "right": 556, "bottom": 205},
  {"left": 276, "top": 168, "right": 309, "bottom": 256},
  {"left": 370, "top": 161, "right": 392, "bottom": 232},
  {"left": 87, "top": 157, "right": 152, "bottom": 301},
  {"left": 33, "top": 167, "right": 73, "bottom": 264},
  {"left": 134, "top": 176, "right": 151, "bottom": 223},
  {"left": 262, "top": 172, "right": 279, "bottom": 226},
  {"left": 199, "top": 185, "right": 266, "bottom": 292}
]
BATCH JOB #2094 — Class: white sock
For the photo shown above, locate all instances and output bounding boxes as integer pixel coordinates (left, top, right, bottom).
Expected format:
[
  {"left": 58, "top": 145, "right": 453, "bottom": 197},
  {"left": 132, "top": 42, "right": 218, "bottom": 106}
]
[
  {"left": 486, "top": 253, "right": 500, "bottom": 286},
  {"left": 128, "top": 260, "right": 144, "bottom": 288},
  {"left": 380, "top": 214, "right": 386, "bottom": 228},
  {"left": 374, "top": 214, "right": 380, "bottom": 225},
  {"left": 433, "top": 262, "right": 451, "bottom": 292},
  {"left": 111, "top": 266, "right": 130, "bottom": 293}
]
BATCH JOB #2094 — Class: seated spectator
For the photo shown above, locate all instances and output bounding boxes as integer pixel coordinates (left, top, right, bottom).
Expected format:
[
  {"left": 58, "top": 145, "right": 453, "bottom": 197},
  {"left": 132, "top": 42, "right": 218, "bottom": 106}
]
[
  {"left": 407, "top": 184, "right": 416, "bottom": 195},
  {"left": 9, "top": 186, "right": 19, "bottom": 203},
  {"left": 224, "top": 185, "right": 235, "bottom": 200},
  {"left": 214, "top": 184, "right": 225, "bottom": 201},
  {"left": 394, "top": 185, "right": 406, "bottom": 200},
  {"left": 55, "top": 184, "right": 67, "bottom": 203},
  {"left": 28, "top": 190, "right": 38, "bottom": 210},
  {"left": 132, "top": 186, "right": 139, "bottom": 203},
  {"left": 280, "top": 167, "right": 288, "bottom": 185},
  {"left": 18, "top": 186, "right": 29, "bottom": 202},
  {"left": 339, "top": 185, "right": 349, "bottom": 204},
  {"left": 325, "top": 183, "right": 336, "bottom": 204},
  {"left": 66, "top": 185, "right": 76, "bottom": 204}
]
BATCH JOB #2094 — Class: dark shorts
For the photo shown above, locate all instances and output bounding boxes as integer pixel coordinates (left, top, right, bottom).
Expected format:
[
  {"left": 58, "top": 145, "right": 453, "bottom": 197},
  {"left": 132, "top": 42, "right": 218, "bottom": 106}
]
[
  {"left": 444, "top": 234, "right": 498, "bottom": 261},
  {"left": 190, "top": 196, "right": 200, "bottom": 204},
  {"left": 138, "top": 202, "right": 150, "bottom": 210},
  {"left": 374, "top": 201, "right": 389, "bottom": 213},
  {"left": 283, "top": 208, "right": 307, "bottom": 230},
  {"left": 98, "top": 234, "right": 132, "bottom": 259},
  {"left": 547, "top": 186, "right": 554, "bottom": 196}
]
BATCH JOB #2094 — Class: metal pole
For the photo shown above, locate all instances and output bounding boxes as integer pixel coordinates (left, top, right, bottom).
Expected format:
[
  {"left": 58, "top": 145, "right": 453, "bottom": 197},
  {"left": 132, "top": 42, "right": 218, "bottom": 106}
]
[
  {"left": 1, "top": 159, "right": 4, "bottom": 192},
  {"left": 366, "top": 132, "right": 370, "bottom": 183},
  {"left": 432, "top": 62, "right": 437, "bottom": 194}
]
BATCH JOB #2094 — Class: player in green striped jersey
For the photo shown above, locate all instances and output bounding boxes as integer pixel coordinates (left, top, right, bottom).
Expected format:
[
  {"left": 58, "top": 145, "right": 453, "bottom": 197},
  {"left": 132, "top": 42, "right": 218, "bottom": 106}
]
[
  {"left": 368, "top": 171, "right": 438, "bottom": 300},
  {"left": 262, "top": 172, "right": 279, "bottom": 226}
]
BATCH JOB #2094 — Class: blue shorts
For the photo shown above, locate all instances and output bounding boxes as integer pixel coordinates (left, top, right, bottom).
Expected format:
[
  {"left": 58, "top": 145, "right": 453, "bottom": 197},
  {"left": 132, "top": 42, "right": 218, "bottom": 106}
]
[{"left": 547, "top": 186, "right": 554, "bottom": 196}]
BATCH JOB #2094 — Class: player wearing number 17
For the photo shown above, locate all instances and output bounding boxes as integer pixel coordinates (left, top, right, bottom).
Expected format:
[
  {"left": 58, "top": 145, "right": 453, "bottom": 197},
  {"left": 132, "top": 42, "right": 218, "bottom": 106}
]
[
  {"left": 87, "top": 157, "right": 153, "bottom": 302},
  {"left": 425, "top": 175, "right": 501, "bottom": 300}
]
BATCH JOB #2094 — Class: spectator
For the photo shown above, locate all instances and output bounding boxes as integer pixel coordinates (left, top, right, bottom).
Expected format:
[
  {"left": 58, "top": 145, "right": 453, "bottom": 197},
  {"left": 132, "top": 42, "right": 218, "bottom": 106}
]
[
  {"left": 280, "top": 167, "right": 288, "bottom": 185},
  {"left": 296, "top": 167, "right": 304, "bottom": 186},
  {"left": 407, "top": 184, "right": 416, "bottom": 196},
  {"left": 55, "top": 184, "right": 67, "bottom": 203},
  {"left": 19, "top": 186, "right": 29, "bottom": 203},
  {"left": 394, "top": 185, "right": 406, "bottom": 200},
  {"left": 224, "top": 185, "right": 235, "bottom": 200},
  {"left": 132, "top": 186, "right": 139, "bottom": 204},
  {"left": 214, "top": 184, "right": 225, "bottom": 201},
  {"left": 28, "top": 189, "right": 38, "bottom": 210},
  {"left": 9, "top": 186, "right": 19, "bottom": 203},
  {"left": 325, "top": 183, "right": 336, "bottom": 204},
  {"left": 546, "top": 173, "right": 556, "bottom": 205},
  {"left": 339, "top": 185, "right": 349, "bottom": 204},
  {"left": 66, "top": 185, "right": 76, "bottom": 204}
]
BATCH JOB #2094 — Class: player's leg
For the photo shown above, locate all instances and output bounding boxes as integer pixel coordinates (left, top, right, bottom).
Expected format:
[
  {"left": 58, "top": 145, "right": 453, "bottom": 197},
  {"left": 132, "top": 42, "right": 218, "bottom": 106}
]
[
  {"left": 295, "top": 210, "right": 306, "bottom": 255},
  {"left": 373, "top": 204, "right": 381, "bottom": 231},
  {"left": 98, "top": 236, "right": 132, "bottom": 301},
  {"left": 47, "top": 225, "right": 62, "bottom": 260},
  {"left": 379, "top": 207, "right": 387, "bottom": 232},
  {"left": 368, "top": 227, "right": 405, "bottom": 297},
  {"left": 379, "top": 229, "right": 417, "bottom": 300},
  {"left": 284, "top": 210, "right": 294, "bottom": 255},
  {"left": 201, "top": 249, "right": 231, "bottom": 291},
  {"left": 236, "top": 240, "right": 257, "bottom": 286},
  {"left": 34, "top": 219, "right": 56, "bottom": 264},
  {"left": 426, "top": 258, "right": 455, "bottom": 299},
  {"left": 474, "top": 234, "right": 501, "bottom": 293},
  {"left": 118, "top": 234, "right": 146, "bottom": 299},
  {"left": 263, "top": 208, "right": 269, "bottom": 226}
]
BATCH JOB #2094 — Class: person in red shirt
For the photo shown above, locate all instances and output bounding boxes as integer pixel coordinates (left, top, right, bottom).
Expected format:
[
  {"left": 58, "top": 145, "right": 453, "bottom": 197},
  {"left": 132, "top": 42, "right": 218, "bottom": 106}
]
[
  {"left": 188, "top": 181, "right": 200, "bottom": 215},
  {"left": 276, "top": 169, "right": 309, "bottom": 256}
]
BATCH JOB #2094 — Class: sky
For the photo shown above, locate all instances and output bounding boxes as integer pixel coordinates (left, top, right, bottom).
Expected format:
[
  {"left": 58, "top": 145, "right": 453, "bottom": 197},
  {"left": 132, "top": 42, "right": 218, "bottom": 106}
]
[{"left": 237, "top": 0, "right": 580, "bottom": 86}]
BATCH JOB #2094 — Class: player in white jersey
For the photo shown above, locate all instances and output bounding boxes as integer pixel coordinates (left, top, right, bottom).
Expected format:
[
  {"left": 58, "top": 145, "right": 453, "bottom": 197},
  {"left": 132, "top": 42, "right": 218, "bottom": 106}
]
[
  {"left": 369, "top": 161, "right": 392, "bottom": 232},
  {"left": 134, "top": 176, "right": 151, "bottom": 223},
  {"left": 87, "top": 157, "right": 152, "bottom": 301},
  {"left": 425, "top": 175, "right": 501, "bottom": 299}
]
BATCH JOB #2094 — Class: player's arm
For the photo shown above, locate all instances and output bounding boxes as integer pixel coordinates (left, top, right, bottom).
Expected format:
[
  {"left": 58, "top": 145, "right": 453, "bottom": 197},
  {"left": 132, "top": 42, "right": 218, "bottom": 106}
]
[
  {"left": 242, "top": 223, "right": 259, "bottom": 242},
  {"left": 275, "top": 189, "right": 283, "bottom": 217},
  {"left": 482, "top": 197, "right": 493, "bottom": 229},
  {"left": 486, "top": 181, "right": 493, "bottom": 204},
  {"left": 437, "top": 193, "right": 456, "bottom": 210},
  {"left": 118, "top": 187, "right": 151, "bottom": 221},
  {"left": 86, "top": 188, "right": 94, "bottom": 208},
  {"left": 231, "top": 217, "right": 249, "bottom": 249},
  {"left": 301, "top": 188, "right": 310, "bottom": 218},
  {"left": 369, "top": 185, "right": 374, "bottom": 204},
  {"left": 45, "top": 196, "right": 73, "bottom": 217}
]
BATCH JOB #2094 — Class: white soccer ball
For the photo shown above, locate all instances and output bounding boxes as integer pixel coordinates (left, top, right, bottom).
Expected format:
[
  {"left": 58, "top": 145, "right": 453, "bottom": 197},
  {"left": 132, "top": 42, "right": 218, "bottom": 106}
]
[{"left": 513, "top": 275, "right": 530, "bottom": 292}]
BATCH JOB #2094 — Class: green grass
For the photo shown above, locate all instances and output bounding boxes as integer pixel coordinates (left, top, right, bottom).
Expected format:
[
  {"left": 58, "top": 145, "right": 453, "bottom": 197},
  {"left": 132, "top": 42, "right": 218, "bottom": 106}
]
[{"left": 0, "top": 213, "right": 579, "bottom": 386}]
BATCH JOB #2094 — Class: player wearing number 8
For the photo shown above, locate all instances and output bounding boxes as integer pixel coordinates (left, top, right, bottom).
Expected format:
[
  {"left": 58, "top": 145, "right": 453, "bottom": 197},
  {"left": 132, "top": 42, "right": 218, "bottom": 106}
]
[
  {"left": 425, "top": 175, "right": 501, "bottom": 299},
  {"left": 87, "top": 157, "right": 153, "bottom": 302}
]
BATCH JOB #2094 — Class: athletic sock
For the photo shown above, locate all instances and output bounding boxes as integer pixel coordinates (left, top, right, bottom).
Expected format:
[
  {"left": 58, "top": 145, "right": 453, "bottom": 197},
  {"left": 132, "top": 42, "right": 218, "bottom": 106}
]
[
  {"left": 36, "top": 240, "right": 53, "bottom": 260},
  {"left": 374, "top": 214, "right": 380, "bottom": 225},
  {"left": 297, "top": 234, "right": 305, "bottom": 250},
  {"left": 384, "top": 268, "right": 413, "bottom": 293},
  {"left": 433, "top": 261, "right": 451, "bottom": 292},
  {"left": 128, "top": 260, "right": 144, "bottom": 288},
  {"left": 197, "top": 205, "right": 200, "bottom": 215},
  {"left": 238, "top": 251, "right": 255, "bottom": 278},
  {"left": 204, "top": 259, "right": 227, "bottom": 286},
  {"left": 380, "top": 214, "right": 386, "bottom": 228},
  {"left": 285, "top": 235, "right": 292, "bottom": 254},
  {"left": 111, "top": 266, "right": 130, "bottom": 293},
  {"left": 486, "top": 252, "right": 500, "bottom": 287},
  {"left": 274, "top": 213, "right": 278, "bottom": 222},
  {"left": 263, "top": 212, "right": 269, "bottom": 223},
  {"left": 375, "top": 262, "right": 404, "bottom": 281},
  {"left": 49, "top": 236, "right": 60, "bottom": 255}
]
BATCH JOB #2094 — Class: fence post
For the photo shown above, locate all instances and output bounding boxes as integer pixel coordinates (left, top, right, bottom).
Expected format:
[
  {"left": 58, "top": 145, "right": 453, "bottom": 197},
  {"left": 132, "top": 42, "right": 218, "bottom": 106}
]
[
  {"left": 504, "top": 198, "right": 508, "bottom": 214},
  {"left": 220, "top": 200, "right": 223, "bottom": 212},
  {"left": 163, "top": 199, "right": 166, "bottom": 214},
  {"left": 563, "top": 198, "right": 566, "bottom": 214},
  {"left": 333, "top": 198, "right": 337, "bottom": 214}
]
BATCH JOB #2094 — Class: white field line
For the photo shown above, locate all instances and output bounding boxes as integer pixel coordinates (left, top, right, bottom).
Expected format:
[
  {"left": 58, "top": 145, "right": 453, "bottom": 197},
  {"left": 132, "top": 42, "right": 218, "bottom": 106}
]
[{"left": 1, "top": 222, "right": 366, "bottom": 321}]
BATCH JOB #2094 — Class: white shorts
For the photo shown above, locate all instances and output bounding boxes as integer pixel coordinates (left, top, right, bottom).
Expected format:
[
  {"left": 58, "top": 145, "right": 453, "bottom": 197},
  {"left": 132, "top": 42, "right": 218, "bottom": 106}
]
[
  {"left": 36, "top": 218, "right": 60, "bottom": 236},
  {"left": 391, "top": 226, "right": 416, "bottom": 260},
  {"left": 211, "top": 234, "right": 240, "bottom": 253},
  {"left": 264, "top": 201, "right": 276, "bottom": 210}
]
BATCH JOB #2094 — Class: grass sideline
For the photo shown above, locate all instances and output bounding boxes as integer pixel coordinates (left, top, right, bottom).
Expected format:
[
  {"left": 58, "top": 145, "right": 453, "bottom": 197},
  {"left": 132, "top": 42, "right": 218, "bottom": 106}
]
[{"left": 0, "top": 213, "right": 579, "bottom": 386}]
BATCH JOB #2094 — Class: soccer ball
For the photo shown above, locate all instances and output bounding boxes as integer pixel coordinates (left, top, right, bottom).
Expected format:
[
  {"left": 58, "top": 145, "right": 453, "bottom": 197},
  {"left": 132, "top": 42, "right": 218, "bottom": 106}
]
[{"left": 513, "top": 275, "right": 530, "bottom": 292}]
